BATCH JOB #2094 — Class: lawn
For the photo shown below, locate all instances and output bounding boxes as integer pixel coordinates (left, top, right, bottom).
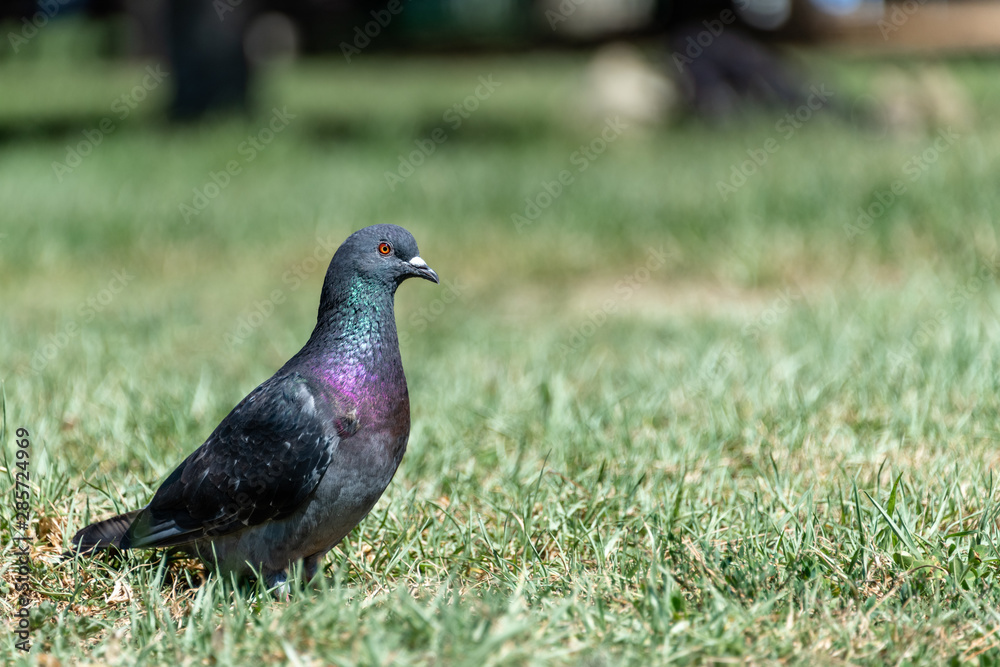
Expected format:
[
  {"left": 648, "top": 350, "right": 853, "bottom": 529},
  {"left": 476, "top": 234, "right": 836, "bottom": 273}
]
[{"left": 4, "top": 31, "right": 1000, "bottom": 665}]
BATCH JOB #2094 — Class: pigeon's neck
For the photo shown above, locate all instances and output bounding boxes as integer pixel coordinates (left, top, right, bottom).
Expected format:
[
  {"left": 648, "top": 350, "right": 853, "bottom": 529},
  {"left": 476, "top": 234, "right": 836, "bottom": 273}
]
[{"left": 306, "top": 277, "right": 406, "bottom": 410}]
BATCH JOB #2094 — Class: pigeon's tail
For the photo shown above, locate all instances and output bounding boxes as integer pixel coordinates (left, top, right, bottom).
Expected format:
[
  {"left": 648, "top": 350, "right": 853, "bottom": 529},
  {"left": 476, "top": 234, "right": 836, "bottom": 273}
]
[{"left": 71, "top": 510, "right": 141, "bottom": 554}]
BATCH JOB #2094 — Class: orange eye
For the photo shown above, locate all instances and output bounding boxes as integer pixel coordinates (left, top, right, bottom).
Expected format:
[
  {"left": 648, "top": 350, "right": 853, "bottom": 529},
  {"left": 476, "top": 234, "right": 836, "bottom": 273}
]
[{"left": 378, "top": 242, "right": 392, "bottom": 255}]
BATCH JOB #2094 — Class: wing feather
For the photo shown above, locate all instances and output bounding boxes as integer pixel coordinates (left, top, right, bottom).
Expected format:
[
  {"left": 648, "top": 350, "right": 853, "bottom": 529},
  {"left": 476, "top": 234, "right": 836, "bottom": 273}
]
[{"left": 123, "top": 372, "right": 340, "bottom": 549}]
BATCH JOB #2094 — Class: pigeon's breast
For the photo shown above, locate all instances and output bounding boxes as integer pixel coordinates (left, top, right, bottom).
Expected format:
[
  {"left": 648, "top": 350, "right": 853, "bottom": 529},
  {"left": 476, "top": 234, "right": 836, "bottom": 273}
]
[
  {"left": 280, "top": 423, "right": 407, "bottom": 558},
  {"left": 258, "top": 326, "right": 412, "bottom": 563}
]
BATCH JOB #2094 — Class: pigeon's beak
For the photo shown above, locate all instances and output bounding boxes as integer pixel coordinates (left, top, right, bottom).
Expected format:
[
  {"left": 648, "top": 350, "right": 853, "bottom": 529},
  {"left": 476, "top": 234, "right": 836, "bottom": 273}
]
[{"left": 408, "top": 256, "right": 439, "bottom": 284}]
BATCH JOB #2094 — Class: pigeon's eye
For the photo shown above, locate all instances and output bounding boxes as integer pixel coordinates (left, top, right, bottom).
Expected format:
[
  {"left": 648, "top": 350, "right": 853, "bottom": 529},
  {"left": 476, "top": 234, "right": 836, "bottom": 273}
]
[{"left": 377, "top": 242, "right": 392, "bottom": 256}]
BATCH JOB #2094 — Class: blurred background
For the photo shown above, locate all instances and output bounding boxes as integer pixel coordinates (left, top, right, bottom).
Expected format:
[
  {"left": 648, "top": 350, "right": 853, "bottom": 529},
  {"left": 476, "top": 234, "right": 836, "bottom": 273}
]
[
  {"left": 3, "top": 0, "right": 999, "bottom": 434},
  {"left": 3, "top": 0, "right": 1000, "bottom": 465},
  {"left": 0, "top": 0, "right": 997, "bottom": 466},
  {"left": 3, "top": 0, "right": 999, "bottom": 370},
  {"left": 2, "top": 0, "right": 998, "bottom": 123}
]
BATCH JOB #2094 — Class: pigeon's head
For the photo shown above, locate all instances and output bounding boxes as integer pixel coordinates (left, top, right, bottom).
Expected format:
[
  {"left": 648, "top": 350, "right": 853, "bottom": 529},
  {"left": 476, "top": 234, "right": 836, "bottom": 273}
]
[{"left": 327, "top": 225, "right": 439, "bottom": 296}]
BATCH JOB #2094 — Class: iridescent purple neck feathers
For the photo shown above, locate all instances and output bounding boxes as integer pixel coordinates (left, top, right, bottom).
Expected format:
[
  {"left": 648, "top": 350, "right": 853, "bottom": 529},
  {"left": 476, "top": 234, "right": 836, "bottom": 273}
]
[{"left": 305, "top": 276, "right": 407, "bottom": 417}]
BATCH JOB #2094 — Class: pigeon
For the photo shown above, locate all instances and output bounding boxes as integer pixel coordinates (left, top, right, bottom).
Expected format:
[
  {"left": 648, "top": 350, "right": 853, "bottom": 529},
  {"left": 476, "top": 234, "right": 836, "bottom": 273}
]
[{"left": 72, "top": 224, "right": 438, "bottom": 591}]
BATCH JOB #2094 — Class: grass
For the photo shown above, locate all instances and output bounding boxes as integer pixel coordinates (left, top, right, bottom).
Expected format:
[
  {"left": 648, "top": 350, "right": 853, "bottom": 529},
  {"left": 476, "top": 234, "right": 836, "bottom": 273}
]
[{"left": 4, "top": 29, "right": 1000, "bottom": 664}]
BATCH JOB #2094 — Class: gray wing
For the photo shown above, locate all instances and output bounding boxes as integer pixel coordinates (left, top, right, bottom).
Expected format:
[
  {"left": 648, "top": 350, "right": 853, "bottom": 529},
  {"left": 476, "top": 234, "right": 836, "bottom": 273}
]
[{"left": 122, "top": 372, "right": 343, "bottom": 549}]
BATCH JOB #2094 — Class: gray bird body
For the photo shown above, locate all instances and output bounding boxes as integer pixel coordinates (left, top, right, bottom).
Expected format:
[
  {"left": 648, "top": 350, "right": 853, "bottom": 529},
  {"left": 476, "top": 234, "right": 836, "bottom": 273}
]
[
  {"left": 184, "top": 371, "right": 407, "bottom": 583},
  {"left": 73, "top": 225, "right": 438, "bottom": 589}
]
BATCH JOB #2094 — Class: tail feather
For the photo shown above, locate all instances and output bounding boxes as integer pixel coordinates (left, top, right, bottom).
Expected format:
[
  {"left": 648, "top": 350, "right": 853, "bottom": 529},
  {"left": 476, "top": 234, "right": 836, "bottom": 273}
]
[{"left": 71, "top": 510, "right": 142, "bottom": 554}]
